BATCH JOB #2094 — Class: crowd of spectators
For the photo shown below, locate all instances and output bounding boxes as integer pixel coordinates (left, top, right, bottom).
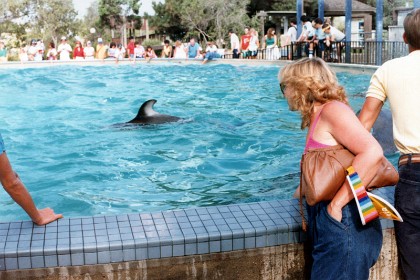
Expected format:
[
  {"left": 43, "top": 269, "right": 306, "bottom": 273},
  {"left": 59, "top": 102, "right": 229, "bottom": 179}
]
[{"left": 0, "top": 19, "right": 347, "bottom": 64}]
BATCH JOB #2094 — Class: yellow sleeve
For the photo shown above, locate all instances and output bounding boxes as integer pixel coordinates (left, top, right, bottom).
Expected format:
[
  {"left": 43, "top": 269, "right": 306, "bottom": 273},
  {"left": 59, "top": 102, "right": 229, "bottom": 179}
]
[{"left": 366, "top": 66, "right": 387, "bottom": 102}]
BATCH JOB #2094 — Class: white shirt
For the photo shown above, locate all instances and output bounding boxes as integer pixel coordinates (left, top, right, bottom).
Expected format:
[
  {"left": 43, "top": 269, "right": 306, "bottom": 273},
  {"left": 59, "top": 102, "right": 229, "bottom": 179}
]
[
  {"left": 230, "top": 33, "right": 240, "bottom": 50},
  {"left": 57, "top": 43, "right": 72, "bottom": 61},
  {"left": 328, "top": 26, "right": 345, "bottom": 42},
  {"left": 287, "top": 26, "right": 297, "bottom": 42},
  {"left": 205, "top": 45, "right": 218, "bottom": 53},
  {"left": 84, "top": 46, "right": 95, "bottom": 58}
]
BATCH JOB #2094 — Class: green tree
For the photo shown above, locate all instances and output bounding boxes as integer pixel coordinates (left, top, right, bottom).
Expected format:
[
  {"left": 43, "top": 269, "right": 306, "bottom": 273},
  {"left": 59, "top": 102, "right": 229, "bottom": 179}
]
[
  {"left": 148, "top": 1, "right": 188, "bottom": 41},
  {"left": 30, "top": 0, "right": 78, "bottom": 46},
  {"left": 98, "top": 0, "right": 141, "bottom": 38}
]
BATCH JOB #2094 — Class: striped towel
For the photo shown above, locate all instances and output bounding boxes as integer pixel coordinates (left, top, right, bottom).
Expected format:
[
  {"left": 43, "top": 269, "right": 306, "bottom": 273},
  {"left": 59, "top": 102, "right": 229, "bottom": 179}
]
[{"left": 346, "top": 166, "right": 379, "bottom": 225}]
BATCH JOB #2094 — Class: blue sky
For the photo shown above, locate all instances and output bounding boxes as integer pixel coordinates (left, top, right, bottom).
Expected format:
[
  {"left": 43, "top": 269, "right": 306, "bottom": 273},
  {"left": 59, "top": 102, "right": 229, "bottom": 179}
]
[{"left": 72, "top": 0, "right": 163, "bottom": 17}]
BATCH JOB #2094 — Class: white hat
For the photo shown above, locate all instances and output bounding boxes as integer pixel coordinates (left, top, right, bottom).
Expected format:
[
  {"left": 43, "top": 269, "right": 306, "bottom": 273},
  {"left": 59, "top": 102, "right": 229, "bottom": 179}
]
[
  {"left": 61, "top": 36, "right": 66, "bottom": 40},
  {"left": 98, "top": 38, "right": 103, "bottom": 43}
]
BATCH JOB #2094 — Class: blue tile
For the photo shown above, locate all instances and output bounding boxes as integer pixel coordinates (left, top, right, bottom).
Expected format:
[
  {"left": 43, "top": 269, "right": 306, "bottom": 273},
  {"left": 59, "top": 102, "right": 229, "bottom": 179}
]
[
  {"left": 151, "top": 212, "right": 164, "bottom": 219},
  {"left": 82, "top": 242, "right": 96, "bottom": 253},
  {"left": 145, "top": 231, "right": 158, "bottom": 239},
  {"left": 32, "top": 234, "right": 44, "bottom": 241},
  {"left": 6, "top": 235, "right": 19, "bottom": 242},
  {"left": 143, "top": 225, "right": 157, "bottom": 232},
  {"left": 245, "top": 237, "right": 256, "bottom": 249},
  {"left": 173, "top": 244, "right": 184, "bottom": 257},
  {"left": 123, "top": 249, "right": 136, "bottom": 261},
  {"left": 118, "top": 221, "right": 130, "bottom": 228},
  {"left": 70, "top": 225, "right": 82, "bottom": 232},
  {"left": 109, "top": 240, "right": 123, "bottom": 251},
  {"left": 108, "top": 234, "right": 121, "bottom": 242},
  {"left": 278, "top": 232, "right": 289, "bottom": 245},
  {"left": 95, "top": 229, "right": 107, "bottom": 236},
  {"left": 206, "top": 207, "right": 219, "bottom": 214},
  {"left": 110, "top": 250, "right": 123, "bottom": 263},
  {"left": 71, "top": 253, "right": 84, "bottom": 266},
  {"left": 148, "top": 246, "right": 160, "bottom": 259},
  {"left": 128, "top": 214, "right": 141, "bottom": 221},
  {"left": 33, "top": 227, "right": 45, "bottom": 234},
  {"left": 232, "top": 238, "right": 244, "bottom": 250},
  {"left": 97, "top": 251, "right": 111, "bottom": 264},
  {"left": 256, "top": 235, "right": 267, "bottom": 248},
  {"left": 117, "top": 214, "right": 129, "bottom": 222},
  {"left": 210, "top": 213, "right": 223, "bottom": 220},
  {"left": 31, "top": 256, "right": 45, "bottom": 268},
  {"left": 198, "top": 214, "right": 211, "bottom": 221},
  {"left": 94, "top": 223, "right": 107, "bottom": 230},
  {"left": 71, "top": 237, "right": 83, "bottom": 244},
  {"left": 163, "top": 211, "right": 176, "bottom": 218},
  {"left": 221, "top": 212, "right": 234, "bottom": 219},
  {"left": 209, "top": 240, "right": 221, "bottom": 253},
  {"left": 231, "top": 211, "right": 245, "bottom": 217},
  {"left": 96, "top": 235, "right": 109, "bottom": 243},
  {"left": 5, "top": 257, "right": 18, "bottom": 270},
  {"left": 0, "top": 224, "right": 9, "bottom": 230},
  {"left": 140, "top": 213, "right": 153, "bottom": 220},
  {"left": 197, "top": 242, "right": 209, "bottom": 254},
  {"left": 161, "top": 245, "right": 172, "bottom": 258},
  {"left": 57, "top": 231, "right": 70, "bottom": 239},
  {"left": 106, "top": 222, "right": 118, "bottom": 229},
  {"left": 8, "top": 228, "right": 21, "bottom": 235},
  {"left": 82, "top": 224, "right": 94, "bottom": 231},
  {"left": 93, "top": 217, "right": 106, "bottom": 224},
  {"left": 154, "top": 218, "right": 165, "bottom": 225},
  {"left": 185, "top": 243, "right": 197, "bottom": 255},
  {"left": 202, "top": 220, "right": 216, "bottom": 227},
  {"left": 121, "top": 233, "right": 133, "bottom": 241},
  {"left": 164, "top": 217, "right": 178, "bottom": 224},
  {"left": 70, "top": 231, "right": 83, "bottom": 238},
  {"left": 45, "top": 255, "right": 58, "bottom": 268},
  {"left": 70, "top": 219, "right": 82, "bottom": 225},
  {"left": 84, "top": 252, "right": 98, "bottom": 265},
  {"left": 105, "top": 216, "right": 117, "bottom": 223},
  {"left": 45, "top": 232, "right": 58, "bottom": 240},
  {"left": 18, "top": 256, "right": 31, "bottom": 269},
  {"left": 195, "top": 208, "right": 208, "bottom": 215},
  {"left": 135, "top": 247, "right": 148, "bottom": 260},
  {"left": 58, "top": 254, "right": 71, "bottom": 266},
  {"left": 221, "top": 239, "right": 233, "bottom": 252},
  {"left": 267, "top": 234, "right": 277, "bottom": 246},
  {"left": 185, "top": 209, "right": 197, "bottom": 216},
  {"left": 20, "top": 228, "right": 33, "bottom": 235},
  {"left": 82, "top": 218, "right": 94, "bottom": 225},
  {"left": 21, "top": 221, "right": 33, "bottom": 229},
  {"left": 122, "top": 239, "right": 136, "bottom": 249},
  {"left": 130, "top": 220, "right": 142, "bottom": 227}
]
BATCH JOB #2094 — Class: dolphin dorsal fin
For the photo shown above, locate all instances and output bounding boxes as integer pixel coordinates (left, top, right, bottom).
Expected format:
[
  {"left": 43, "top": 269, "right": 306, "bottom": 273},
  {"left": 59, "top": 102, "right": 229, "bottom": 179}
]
[{"left": 137, "top": 99, "right": 159, "bottom": 118}]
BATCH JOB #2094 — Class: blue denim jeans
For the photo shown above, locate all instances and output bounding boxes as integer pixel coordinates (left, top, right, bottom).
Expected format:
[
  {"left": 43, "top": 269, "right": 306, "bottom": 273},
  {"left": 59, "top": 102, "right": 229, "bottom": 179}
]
[
  {"left": 306, "top": 200, "right": 382, "bottom": 280},
  {"left": 395, "top": 160, "right": 420, "bottom": 280}
]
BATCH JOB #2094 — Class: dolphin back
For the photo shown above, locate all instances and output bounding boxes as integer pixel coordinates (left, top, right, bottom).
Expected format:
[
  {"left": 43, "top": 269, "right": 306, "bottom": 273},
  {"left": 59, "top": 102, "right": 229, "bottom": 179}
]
[{"left": 127, "top": 99, "right": 181, "bottom": 125}]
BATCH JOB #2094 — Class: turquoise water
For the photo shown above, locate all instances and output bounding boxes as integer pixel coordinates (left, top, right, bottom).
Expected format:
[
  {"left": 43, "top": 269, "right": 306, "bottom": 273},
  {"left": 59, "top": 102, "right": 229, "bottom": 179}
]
[{"left": 0, "top": 64, "right": 375, "bottom": 221}]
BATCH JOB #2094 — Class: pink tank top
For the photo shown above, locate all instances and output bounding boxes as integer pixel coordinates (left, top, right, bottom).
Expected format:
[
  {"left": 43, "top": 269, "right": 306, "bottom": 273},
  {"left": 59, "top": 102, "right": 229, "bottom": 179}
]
[{"left": 304, "top": 105, "right": 332, "bottom": 152}]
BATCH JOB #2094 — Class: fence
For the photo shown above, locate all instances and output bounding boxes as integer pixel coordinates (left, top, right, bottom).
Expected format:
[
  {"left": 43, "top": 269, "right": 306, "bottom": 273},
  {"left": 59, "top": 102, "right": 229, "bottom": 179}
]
[{"left": 223, "top": 41, "right": 408, "bottom": 66}]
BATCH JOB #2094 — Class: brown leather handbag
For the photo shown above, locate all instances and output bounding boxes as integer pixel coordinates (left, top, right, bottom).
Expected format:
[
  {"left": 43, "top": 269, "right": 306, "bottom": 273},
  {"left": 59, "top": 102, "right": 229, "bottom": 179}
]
[{"left": 300, "top": 144, "right": 399, "bottom": 206}]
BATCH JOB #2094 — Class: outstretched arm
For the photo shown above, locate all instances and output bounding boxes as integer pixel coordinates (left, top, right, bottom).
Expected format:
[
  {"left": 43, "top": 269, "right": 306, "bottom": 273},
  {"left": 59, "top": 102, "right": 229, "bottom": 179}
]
[{"left": 0, "top": 153, "right": 63, "bottom": 225}]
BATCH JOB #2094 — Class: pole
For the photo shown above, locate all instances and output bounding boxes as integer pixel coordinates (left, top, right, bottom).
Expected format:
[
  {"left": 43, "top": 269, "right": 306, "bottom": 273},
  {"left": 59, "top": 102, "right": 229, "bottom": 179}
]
[
  {"left": 318, "top": 0, "right": 325, "bottom": 21},
  {"left": 376, "top": 0, "right": 383, "bottom": 65},
  {"left": 297, "top": 0, "right": 303, "bottom": 38},
  {"left": 345, "top": 0, "right": 352, "bottom": 63}
]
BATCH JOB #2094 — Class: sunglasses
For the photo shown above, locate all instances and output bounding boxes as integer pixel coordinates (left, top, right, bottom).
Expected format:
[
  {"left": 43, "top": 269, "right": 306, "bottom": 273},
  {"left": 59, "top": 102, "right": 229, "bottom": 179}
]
[{"left": 280, "top": 83, "right": 286, "bottom": 95}]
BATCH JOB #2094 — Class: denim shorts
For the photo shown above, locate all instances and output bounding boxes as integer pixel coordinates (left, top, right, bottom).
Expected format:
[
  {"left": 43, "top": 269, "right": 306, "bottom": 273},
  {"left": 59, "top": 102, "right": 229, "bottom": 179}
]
[
  {"left": 306, "top": 200, "right": 382, "bottom": 280},
  {"left": 394, "top": 161, "right": 420, "bottom": 280}
]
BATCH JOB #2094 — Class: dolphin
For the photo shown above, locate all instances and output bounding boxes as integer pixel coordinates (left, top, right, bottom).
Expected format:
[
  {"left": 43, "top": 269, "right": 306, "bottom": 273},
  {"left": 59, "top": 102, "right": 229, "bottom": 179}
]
[
  {"left": 126, "top": 99, "right": 182, "bottom": 125},
  {"left": 371, "top": 109, "right": 398, "bottom": 155}
]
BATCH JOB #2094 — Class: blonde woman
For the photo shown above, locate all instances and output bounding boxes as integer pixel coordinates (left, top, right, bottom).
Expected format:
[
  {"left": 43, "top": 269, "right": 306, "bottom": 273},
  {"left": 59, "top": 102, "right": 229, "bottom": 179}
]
[
  {"left": 173, "top": 40, "right": 187, "bottom": 59},
  {"left": 248, "top": 28, "right": 259, "bottom": 59},
  {"left": 279, "top": 58, "right": 383, "bottom": 279}
]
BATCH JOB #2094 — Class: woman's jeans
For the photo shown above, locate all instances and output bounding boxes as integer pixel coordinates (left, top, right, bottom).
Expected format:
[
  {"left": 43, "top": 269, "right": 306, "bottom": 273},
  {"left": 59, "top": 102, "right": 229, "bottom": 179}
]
[
  {"left": 395, "top": 162, "right": 420, "bottom": 280},
  {"left": 306, "top": 200, "right": 382, "bottom": 280}
]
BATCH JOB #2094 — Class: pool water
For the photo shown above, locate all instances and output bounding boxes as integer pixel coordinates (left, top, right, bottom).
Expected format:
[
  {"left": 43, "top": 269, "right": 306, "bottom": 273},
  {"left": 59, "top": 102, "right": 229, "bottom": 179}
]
[{"left": 0, "top": 64, "right": 380, "bottom": 221}]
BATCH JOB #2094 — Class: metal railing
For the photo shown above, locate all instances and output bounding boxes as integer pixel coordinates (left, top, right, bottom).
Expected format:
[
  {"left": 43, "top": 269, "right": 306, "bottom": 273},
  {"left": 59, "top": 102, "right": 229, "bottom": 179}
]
[{"left": 222, "top": 41, "right": 409, "bottom": 66}]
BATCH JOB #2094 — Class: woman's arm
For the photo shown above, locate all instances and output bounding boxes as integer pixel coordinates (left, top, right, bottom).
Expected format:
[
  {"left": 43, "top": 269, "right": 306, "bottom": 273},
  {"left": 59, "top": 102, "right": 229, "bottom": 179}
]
[
  {"left": 321, "top": 102, "right": 383, "bottom": 221},
  {"left": 0, "top": 153, "right": 63, "bottom": 225}
]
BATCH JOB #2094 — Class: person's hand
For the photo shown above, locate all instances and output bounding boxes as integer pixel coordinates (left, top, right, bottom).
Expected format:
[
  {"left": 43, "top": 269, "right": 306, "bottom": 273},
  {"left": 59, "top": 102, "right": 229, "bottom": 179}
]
[
  {"left": 33, "top": 208, "right": 63, "bottom": 226},
  {"left": 327, "top": 203, "right": 342, "bottom": 222}
]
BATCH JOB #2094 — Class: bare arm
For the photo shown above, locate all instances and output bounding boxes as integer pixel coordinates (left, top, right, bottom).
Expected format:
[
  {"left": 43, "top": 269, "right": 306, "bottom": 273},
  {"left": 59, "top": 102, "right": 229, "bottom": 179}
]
[
  {"left": 358, "top": 97, "right": 384, "bottom": 131},
  {"left": 321, "top": 103, "right": 383, "bottom": 221},
  {"left": 0, "top": 153, "right": 63, "bottom": 225}
]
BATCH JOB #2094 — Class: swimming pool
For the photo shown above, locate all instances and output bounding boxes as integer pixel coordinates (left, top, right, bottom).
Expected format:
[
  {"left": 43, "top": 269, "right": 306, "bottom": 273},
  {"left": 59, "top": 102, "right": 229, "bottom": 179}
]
[{"left": 0, "top": 64, "right": 375, "bottom": 222}]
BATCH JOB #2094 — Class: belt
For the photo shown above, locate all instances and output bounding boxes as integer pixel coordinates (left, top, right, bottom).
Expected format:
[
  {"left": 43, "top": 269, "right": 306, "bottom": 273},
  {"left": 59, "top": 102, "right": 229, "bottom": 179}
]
[{"left": 398, "top": 153, "right": 420, "bottom": 167}]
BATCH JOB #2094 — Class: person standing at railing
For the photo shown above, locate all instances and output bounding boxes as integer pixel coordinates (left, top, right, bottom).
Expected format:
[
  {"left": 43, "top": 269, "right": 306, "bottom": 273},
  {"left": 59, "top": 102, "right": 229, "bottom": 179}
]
[
  {"left": 263, "top": 28, "right": 278, "bottom": 60},
  {"left": 358, "top": 8, "right": 420, "bottom": 280},
  {"left": 323, "top": 24, "right": 346, "bottom": 62},
  {"left": 297, "top": 16, "right": 316, "bottom": 58},
  {"left": 228, "top": 30, "right": 240, "bottom": 59},
  {"left": 240, "top": 27, "right": 251, "bottom": 59},
  {"left": 248, "top": 28, "right": 259, "bottom": 59},
  {"left": 313, "top": 18, "right": 326, "bottom": 60}
]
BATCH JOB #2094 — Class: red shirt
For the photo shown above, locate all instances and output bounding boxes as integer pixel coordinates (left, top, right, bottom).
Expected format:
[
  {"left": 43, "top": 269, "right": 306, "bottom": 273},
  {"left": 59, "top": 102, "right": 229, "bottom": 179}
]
[
  {"left": 73, "top": 47, "right": 84, "bottom": 58},
  {"left": 241, "top": 35, "right": 252, "bottom": 50},
  {"left": 127, "top": 41, "right": 135, "bottom": 55}
]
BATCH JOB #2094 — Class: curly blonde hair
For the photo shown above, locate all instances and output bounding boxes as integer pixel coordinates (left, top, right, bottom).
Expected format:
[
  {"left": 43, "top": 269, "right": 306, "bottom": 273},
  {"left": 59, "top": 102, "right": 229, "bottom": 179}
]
[{"left": 278, "top": 58, "right": 348, "bottom": 129}]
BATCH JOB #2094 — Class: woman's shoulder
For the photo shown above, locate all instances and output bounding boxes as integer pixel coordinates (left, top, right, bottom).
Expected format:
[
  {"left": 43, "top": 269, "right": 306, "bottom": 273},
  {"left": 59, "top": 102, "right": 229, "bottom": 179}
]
[{"left": 321, "top": 101, "right": 354, "bottom": 121}]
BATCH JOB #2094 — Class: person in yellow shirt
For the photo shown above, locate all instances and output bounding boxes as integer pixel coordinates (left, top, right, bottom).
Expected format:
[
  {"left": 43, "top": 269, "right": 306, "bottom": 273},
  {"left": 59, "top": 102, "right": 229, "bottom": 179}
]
[
  {"left": 95, "top": 38, "right": 108, "bottom": 60},
  {"left": 358, "top": 8, "right": 420, "bottom": 279}
]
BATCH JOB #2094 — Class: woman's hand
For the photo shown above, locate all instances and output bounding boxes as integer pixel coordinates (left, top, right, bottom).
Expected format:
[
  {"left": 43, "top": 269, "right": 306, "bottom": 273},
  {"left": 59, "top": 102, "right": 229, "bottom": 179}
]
[
  {"left": 33, "top": 208, "right": 63, "bottom": 226},
  {"left": 328, "top": 203, "right": 343, "bottom": 222}
]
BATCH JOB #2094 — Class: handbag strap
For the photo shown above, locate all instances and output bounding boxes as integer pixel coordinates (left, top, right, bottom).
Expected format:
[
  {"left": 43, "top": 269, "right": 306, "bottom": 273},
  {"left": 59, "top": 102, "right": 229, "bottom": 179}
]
[{"left": 299, "top": 154, "right": 307, "bottom": 231}]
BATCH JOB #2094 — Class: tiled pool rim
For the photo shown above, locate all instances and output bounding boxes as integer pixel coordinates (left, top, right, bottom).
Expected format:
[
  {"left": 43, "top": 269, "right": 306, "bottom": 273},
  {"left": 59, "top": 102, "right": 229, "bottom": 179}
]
[
  {"left": 0, "top": 59, "right": 385, "bottom": 272},
  {"left": 0, "top": 187, "right": 395, "bottom": 271}
]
